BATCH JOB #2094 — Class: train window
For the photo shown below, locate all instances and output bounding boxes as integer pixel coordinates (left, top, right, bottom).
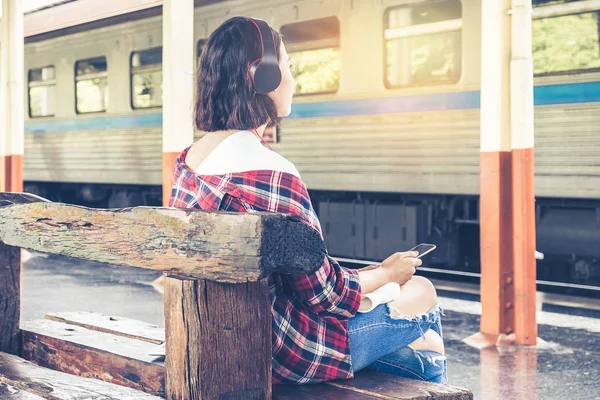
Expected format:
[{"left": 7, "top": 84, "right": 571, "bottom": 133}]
[
  {"left": 280, "top": 17, "right": 341, "bottom": 95},
  {"left": 28, "top": 66, "right": 56, "bottom": 118},
  {"left": 532, "top": 5, "right": 600, "bottom": 75},
  {"left": 384, "top": 0, "right": 462, "bottom": 87},
  {"left": 533, "top": 0, "right": 576, "bottom": 5},
  {"left": 131, "top": 47, "right": 163, "bottom": 109},
  {"left": 75, "top": 57, "right": 108, "bottom": 114}
]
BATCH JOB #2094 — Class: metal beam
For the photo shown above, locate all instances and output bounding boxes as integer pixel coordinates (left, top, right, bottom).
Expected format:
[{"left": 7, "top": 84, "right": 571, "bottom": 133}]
[{"left": 533, "top": 0, "right": 600, "bottom": 19}]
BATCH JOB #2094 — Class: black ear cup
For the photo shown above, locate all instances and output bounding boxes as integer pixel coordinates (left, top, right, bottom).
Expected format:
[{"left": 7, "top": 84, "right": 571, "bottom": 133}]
[
  {"left": 250, "top": 58, "right": 282, "bottom": 93},
  {"left": 247, "top": 18, "right": 282, "bottom": 93}
]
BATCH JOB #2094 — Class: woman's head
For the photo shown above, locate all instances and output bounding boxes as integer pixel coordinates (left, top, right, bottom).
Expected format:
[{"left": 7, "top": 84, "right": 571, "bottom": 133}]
[{"left": 194, "top": 17, "right": 295, "bottom": 132}]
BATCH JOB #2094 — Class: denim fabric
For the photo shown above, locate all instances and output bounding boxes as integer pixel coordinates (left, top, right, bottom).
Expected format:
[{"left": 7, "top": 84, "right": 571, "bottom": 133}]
[{"left": 348, "top": 303, "right": 447, "bottom": 384}]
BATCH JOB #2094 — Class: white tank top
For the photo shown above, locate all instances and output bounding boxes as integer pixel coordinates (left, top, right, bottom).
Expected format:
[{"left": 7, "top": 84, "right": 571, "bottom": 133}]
[{"left": 194, "top": 130, "right": 301, "bottom": 178}]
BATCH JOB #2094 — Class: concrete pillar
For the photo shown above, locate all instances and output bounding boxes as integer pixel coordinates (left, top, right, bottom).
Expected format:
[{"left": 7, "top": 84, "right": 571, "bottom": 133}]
[
  {"left": 467, "top": 0, "right": 536, "bottom": 348},
  {"left": 0, "top": 0, "right": 24, "bottom": 193},
  {"left": 162, "top": 0, "right": 194, "bottom": 206}
]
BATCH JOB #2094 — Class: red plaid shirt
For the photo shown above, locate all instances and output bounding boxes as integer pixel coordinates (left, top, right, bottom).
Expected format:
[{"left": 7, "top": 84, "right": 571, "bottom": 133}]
[{"left": 170, "top": 144, "right": 362, "bottom": 385}]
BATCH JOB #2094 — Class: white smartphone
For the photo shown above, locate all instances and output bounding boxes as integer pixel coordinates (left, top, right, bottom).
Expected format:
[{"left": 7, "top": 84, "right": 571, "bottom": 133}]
[{"left": 409, "top": 243, "right": 437, "bottom": 259}]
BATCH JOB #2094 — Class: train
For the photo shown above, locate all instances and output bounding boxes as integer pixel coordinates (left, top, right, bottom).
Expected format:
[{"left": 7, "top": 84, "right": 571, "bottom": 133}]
[{"left": 19, "top": 0, "right": 600, "bottom": 290}]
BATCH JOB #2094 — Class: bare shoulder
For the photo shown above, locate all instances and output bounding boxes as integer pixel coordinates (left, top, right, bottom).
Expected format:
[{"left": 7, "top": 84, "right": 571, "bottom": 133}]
[{"left": 185, "top": 137, "right": 217, "bottom": 171}]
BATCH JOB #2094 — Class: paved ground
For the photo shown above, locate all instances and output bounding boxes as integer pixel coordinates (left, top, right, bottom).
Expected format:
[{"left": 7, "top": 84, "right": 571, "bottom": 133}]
[{"left": 21, "top": 252, "right": 600, "bottom": 400}]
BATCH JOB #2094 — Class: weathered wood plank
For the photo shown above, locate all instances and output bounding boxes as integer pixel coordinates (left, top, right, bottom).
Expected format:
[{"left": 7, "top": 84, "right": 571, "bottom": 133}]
[
  {"left": 273, "top": 384, "right": 382, "bottom": 399},
  {"left": 0, "top": 352, "right": 163, "bottom": 399},
  {"left": 0, "top": 198, "right": 325, "bottom": 283},
  {"left": 164, "top": 277, "right": 187, "bottom": 399},
  {"left": 0, "top": 192, "right": 49, "bottom": 206},
  {"left": 165, "top": 276, "right": 271, "bottom": 400},
  {"left": 20, "top": 319, "right": 165, "bottom": 395},
  {"left": 0, "top": 243, "right": 20, "bottom": 355},
  {"left": 0, "top": 383, "right": 46, "bottom": 400},
  {"left": 326, "top": 370, "right": 473, "bottom": 400},
  {"left": 45, "top": 312, "right": 164, "bottom": 345}
]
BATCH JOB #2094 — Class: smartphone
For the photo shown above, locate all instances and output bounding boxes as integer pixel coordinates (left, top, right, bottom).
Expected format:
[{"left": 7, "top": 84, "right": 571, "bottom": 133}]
[{"left": 409, "top": 243, "right": 436, "bottom": 259}]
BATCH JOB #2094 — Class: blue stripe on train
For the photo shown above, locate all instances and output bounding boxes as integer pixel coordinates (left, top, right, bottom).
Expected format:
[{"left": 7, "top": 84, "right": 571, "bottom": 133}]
[
  {"left": 288, "top": 90, "right": 481, "bottom": 118},
  {"left": 534, "top": 80, "right": 600, "bottom": 106},
  {"left": 24, "top": 81, "right": 600, "bottom": 133},
  {"left": 25, "top": 113, "right": 163, "bottom": 134}
]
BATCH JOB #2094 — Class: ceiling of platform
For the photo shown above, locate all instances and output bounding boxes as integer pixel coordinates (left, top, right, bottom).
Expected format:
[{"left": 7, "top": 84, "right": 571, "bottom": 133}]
[
  {"left": 1, "top": 0, "right": 223, "bottom": 17},
  {"left": 0, "top": 0, "right": 76, "bottom": 16}
]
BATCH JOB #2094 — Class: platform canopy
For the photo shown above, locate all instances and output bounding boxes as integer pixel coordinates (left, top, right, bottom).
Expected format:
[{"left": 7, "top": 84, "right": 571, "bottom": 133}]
[{"left": 1, "top": 0, "right": 223, "bottom": 39}]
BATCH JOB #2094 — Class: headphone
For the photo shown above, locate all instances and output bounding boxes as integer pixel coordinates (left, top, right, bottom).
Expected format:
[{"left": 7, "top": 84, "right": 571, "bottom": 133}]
[{"left": 246, "top": 18, "right": 282, "bottom": 94}]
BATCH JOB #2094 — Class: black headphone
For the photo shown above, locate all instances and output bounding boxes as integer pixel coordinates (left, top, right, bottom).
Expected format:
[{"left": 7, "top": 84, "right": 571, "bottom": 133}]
[{"left": 246, "top": 18, "right": 282, "bottom": 94}]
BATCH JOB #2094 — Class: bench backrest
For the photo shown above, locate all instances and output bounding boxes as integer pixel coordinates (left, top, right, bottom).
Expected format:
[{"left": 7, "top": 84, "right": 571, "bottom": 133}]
[{"left": 0, "top": 192, "right": 325, "bottom": 400}]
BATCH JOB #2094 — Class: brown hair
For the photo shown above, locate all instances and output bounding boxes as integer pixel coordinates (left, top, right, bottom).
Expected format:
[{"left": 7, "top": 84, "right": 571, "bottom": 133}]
[{"left": 194, "top": 17, "right": 283, "bottom": 132}]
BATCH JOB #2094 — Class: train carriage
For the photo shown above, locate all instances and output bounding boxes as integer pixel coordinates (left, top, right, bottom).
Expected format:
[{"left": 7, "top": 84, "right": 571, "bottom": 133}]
[{"left": 17, "top": 0, "right": 600, "bottom": 289}]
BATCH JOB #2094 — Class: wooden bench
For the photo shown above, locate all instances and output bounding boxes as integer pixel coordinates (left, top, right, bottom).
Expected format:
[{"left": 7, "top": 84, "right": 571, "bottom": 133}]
[{"left": 0, "top": 192, "right": 472, "bottom": 400}]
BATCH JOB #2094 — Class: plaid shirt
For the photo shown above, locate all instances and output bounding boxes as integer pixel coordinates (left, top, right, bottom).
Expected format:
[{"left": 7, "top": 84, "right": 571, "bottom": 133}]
[{"left": 170, "top": 145, "right": 362, "bottom": 385}]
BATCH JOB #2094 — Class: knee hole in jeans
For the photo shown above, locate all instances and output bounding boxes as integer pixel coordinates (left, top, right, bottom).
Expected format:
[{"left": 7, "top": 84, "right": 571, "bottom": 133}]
[{"left": 408, "top": 329, "right": 445, "bottom": 355}]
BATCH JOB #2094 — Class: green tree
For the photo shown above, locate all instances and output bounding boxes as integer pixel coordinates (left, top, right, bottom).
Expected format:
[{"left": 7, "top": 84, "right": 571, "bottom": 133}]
[{"left": 533, "top": 12, "right": 600, "bottom": 75}]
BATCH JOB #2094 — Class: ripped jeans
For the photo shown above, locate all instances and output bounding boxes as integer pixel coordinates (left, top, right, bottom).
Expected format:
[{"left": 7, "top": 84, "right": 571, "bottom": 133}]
[{"left": 348, "top": 303, "right": 447, "bottom": 383}]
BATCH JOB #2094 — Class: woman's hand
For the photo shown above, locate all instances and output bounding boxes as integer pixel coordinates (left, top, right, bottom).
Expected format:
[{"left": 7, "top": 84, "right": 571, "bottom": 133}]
[
  {"left": 355, "top": 251, "right": 421, "bottom": 295},
  {"left": 381, "top": 251, "right": 422, "bottom": 286}
]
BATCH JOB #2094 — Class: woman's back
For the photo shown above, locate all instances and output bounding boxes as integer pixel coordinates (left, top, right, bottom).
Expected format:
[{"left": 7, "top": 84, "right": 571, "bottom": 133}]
[
  {"left": 184, "top": 132, "right": 233, "bottom": 172},
  {"left": 187, "top": 131, "right": 299, "bottom": 178}
]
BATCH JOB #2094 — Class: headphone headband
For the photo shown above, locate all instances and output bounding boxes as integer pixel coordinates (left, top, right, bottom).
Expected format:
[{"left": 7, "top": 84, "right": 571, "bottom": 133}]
[{"left": 246, "top": 18, "right": 282, "bottom": 93}]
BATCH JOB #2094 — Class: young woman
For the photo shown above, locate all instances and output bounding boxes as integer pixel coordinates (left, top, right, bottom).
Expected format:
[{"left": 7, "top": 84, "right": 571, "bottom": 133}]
[{"left": 170, "top": 16, "right": 446, "bottom": 385}]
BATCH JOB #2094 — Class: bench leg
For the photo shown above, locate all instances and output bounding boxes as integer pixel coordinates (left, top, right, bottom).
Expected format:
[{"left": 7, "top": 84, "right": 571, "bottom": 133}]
[
  {"left": 164, "top": 275, "right": 272, "bottom": 400},
  {"left": 0, "top": 243, "right": 20, "bottom": 356}
]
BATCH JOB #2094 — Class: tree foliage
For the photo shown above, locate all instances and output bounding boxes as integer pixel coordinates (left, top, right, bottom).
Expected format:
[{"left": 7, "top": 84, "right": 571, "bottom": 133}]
[
  {"left": 533, "top": 12, "right": 600, "bottom": 75},
  {"left": 289, "top": 48, "right": 340, "bottom": 95}
]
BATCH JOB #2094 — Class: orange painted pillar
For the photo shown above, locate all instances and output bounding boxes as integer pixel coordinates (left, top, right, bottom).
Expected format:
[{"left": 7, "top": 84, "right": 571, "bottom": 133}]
[
  {"left": 510, "top": 0, "right": 537, "bottom": 345},
  {"left": 162, "top": 0, "right": 194, "bottom": 206},
  {"left": 0, "top": 0, "right": 24, "bottom": 193},
  {"left": 478, "top": 0, "right": 515, "bottom": 342},
  {"left": 471, "top": 0, "right": 536, "bottom": 347}
]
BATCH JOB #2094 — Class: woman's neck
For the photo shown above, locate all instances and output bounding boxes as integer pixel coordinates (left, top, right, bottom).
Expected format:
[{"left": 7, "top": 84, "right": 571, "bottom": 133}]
[
  {"left": 206, "top": 124, "right": 268, "bottom": 140},
  {"left": 253, "top": 124, "right": 267, "bottom": 137}
]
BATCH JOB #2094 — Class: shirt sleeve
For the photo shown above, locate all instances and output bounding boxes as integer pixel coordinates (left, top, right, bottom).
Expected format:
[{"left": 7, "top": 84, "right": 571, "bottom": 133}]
[
  {"left": 234, "top": 170, "right": 363, "bottom": 317},
  {"left": 284, "top": 254, "right": 362, "bottom": 318}
]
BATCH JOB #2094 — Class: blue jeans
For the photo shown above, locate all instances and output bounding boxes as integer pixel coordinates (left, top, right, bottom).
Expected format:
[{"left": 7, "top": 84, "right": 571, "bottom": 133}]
[{"left": 348, "top": 303, "right": 447, "bottom": 383}]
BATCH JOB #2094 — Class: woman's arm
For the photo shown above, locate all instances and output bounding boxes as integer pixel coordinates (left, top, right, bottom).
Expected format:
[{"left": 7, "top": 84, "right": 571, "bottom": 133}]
[
  {"left": 356, "top": 265, "right": 392, "bottom": 295},
  {"left": 267, "top": 174, "right": 413, "bottom": 317},
  {"left": 285, "top": 255, "right": 362, "bottom": 317}
]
